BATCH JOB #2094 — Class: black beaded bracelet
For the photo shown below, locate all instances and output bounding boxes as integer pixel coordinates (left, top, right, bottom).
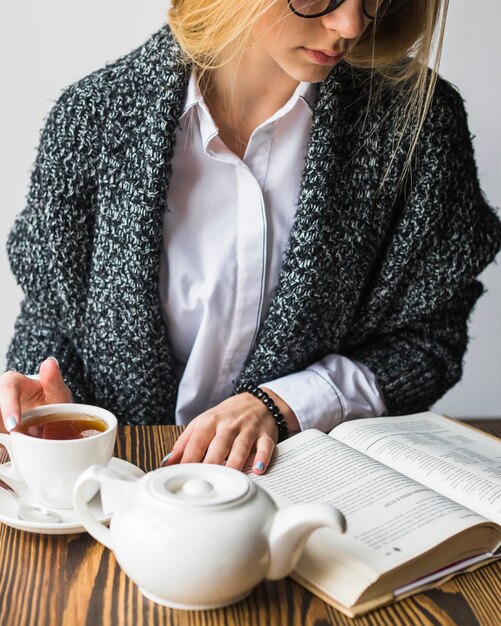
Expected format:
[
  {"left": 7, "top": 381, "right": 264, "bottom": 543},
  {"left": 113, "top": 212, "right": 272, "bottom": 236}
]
[{"left": 235, "top": 384, "right": 290, "bottom": 442}]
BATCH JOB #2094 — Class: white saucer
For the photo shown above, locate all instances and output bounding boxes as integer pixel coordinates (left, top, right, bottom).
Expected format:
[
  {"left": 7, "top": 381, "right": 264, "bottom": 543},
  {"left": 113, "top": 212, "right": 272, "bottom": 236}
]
[{"left": 0, "top": 457, "right": 145, "bottom": 535}]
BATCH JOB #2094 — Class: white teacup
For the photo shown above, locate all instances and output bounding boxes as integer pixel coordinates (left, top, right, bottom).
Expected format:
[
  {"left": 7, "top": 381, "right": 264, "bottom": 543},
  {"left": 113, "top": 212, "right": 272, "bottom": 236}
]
[{"left": 0, "top": 403, "right": 117, "bottom": 509}]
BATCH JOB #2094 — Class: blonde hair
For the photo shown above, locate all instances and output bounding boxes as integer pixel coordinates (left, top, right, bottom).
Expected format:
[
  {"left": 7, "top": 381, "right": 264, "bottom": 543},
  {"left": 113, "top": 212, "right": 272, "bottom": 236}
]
[
  {"left": 168, "top": 0, "right": 449, "bottom": 176},
  {"left": 348, "top": 0, "right": 449, "bottom": 180}
]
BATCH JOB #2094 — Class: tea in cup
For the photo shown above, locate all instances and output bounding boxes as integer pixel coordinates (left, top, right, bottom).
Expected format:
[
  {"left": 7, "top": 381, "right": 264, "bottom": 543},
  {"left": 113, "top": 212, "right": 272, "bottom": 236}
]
[
  {"left": 0, "top": 404, "right": 117, "bottom": 509},
  {"left": 18, "top": 412, "right": 109, "bottom": 440}
]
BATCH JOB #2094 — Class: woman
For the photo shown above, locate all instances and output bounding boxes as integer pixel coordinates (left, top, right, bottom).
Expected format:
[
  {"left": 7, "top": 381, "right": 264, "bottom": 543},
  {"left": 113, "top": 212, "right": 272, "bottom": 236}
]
[{"left": 2, "top": 0, "right": 500, "bottom": 475}]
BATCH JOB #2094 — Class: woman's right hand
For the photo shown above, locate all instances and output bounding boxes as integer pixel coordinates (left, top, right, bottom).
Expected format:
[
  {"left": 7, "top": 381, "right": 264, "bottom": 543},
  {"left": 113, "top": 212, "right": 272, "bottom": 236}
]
[{"left": 0, "top": 357, "right": 73, "bottom": 433}]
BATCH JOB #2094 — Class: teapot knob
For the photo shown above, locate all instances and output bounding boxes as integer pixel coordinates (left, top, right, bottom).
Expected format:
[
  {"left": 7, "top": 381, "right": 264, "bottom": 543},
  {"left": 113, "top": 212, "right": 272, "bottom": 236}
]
[{"left": 182, "top": 478, "right": 214, "bottom": 497}]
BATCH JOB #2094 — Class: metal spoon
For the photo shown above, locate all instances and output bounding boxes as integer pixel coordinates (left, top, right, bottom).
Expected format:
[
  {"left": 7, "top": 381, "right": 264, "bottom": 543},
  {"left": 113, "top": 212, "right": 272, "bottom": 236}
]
[{"left": 0, "top": 479, "right": 62, "bottom": 524}]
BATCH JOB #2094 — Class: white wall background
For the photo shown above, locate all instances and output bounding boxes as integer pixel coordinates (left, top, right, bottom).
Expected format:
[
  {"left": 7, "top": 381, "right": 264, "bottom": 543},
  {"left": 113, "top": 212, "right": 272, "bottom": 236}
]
[{"left": 0, "top": 1, "right": 500, "bottom": 417}]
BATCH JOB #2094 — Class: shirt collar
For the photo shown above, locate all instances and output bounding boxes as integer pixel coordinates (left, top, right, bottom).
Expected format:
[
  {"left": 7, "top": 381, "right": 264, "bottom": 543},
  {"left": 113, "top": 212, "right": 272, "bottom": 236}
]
[
  {"left": 180, "top": 70, "right": 203, "bottom": 118},
  {"left": 180, "top": 69, "right": 317, "bottom": 122}
]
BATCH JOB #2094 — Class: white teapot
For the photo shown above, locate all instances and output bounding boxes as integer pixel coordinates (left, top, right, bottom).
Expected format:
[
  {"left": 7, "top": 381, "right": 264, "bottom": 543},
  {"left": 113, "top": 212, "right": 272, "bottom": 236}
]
[{"left": 73, "top": 463, "right": 346, "bottom": 610}]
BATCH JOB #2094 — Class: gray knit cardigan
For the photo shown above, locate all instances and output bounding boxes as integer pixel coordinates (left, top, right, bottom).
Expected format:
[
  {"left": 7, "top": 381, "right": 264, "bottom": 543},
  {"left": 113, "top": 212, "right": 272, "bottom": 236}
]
[{"left": 6, "top": 25, "right": 501, "bottom": 425}]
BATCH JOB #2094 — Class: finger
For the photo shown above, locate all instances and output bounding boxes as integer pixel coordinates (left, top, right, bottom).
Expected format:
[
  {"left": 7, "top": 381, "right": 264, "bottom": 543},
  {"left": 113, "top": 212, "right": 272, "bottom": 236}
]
[
  {"left": 251, "top": 435, "right": 276, "bottom": 475},
  {"left": 203, "top": 430, "right": 236, "bottom": 466},
  {"left": 160, "top": 451, "right": 173, "bottom": 466},
  {"left": 180, "top": 428, "right": 213, "bottom": 463},
  {"left": 0, "top": 372, "right": 24, "bottom": 432},
  {"left": 225, "top": 435, "right": 254, "bottom": 472},
  {"left": 163, "top": 424, "right": 195, "bottom": 465},
  {"left": 243, "top": 451, "right": 256, "bottom": 471},
  {"left": 38, "top": 357, "right": 72, "bottom": 403}
]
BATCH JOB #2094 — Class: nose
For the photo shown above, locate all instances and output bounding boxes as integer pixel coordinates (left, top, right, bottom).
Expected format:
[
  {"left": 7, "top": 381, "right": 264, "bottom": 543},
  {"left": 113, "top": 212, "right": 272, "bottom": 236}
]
[{"left": 319, "top": 0, "right": 367, "bottom": 40}]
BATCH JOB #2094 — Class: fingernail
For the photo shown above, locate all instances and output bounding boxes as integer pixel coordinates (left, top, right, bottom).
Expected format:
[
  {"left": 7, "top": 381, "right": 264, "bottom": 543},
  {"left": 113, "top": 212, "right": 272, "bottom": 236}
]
[
  {"left": 161, "top": 452, "right": 173, "bottom": 465},
  {"left": 254, "top": 461, "right": 265, "bottom": 472},
  {"left": 47, "top": 356, "right": 59, "bottom": 367},
  {"left": 5, "top": 415, "right": 18, "bottom": 432}
]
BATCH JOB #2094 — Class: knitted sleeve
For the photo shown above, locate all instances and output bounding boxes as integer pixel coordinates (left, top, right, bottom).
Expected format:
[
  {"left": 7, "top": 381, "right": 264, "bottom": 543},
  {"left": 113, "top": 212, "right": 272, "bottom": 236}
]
[
  {"left": 347, "top": 79, "right": 501, "bottom": 415},
  {"left": 5, "top": 83, "right": 100, "bottom": 402}
]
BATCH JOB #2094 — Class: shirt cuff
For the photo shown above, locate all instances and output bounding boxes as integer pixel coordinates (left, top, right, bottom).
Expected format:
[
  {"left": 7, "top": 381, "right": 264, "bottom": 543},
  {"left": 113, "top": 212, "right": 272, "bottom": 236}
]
[
  {"left": 263, "top": 368, "right": 344, "bottom": 432},
  {"left": 262, "top": 355, "right": 387, "bottom": 433}
]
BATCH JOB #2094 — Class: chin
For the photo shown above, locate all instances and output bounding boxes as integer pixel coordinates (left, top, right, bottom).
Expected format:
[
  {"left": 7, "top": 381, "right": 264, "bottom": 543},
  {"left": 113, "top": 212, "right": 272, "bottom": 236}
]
[
  {"left": 286, "top": 64, "right": 333, "bottom": 84},
  {"left": 278, "top": 53, "right": 335, "bottom": 84}
]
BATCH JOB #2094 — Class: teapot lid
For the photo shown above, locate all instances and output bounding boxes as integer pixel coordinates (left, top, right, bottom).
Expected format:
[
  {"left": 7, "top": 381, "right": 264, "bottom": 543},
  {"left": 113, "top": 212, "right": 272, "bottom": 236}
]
[{"left": 148, "top": 464, "right": 255, "bottom": 507}]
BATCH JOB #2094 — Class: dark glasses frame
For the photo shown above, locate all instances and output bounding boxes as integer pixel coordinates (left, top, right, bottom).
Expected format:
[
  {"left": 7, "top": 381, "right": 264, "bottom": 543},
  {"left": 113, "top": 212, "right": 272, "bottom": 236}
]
[{"left": 287, "top": 0, "right": 402, "bottom": 20}]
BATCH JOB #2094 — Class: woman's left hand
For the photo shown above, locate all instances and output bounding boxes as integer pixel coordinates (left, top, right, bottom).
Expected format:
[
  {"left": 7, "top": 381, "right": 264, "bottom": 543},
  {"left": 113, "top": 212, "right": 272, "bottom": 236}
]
[{"left": 163, "top": 389, "right": 298, "bottom": 475}]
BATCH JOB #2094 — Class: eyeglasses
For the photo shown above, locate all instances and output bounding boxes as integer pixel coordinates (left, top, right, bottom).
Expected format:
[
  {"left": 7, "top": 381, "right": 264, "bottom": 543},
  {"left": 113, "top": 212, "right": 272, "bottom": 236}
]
[{"left": 288, "top": 0, "right": 406, "bottom": 20}]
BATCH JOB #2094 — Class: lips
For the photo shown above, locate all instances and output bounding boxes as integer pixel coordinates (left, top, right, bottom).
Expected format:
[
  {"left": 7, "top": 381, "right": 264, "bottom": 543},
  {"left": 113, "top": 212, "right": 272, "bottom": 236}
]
[
  {"left": 312, "top": 48, "right": 345, "bottom": 57},
  {"left": 303, "top": 47, "right": 345, "bottom": 66}
]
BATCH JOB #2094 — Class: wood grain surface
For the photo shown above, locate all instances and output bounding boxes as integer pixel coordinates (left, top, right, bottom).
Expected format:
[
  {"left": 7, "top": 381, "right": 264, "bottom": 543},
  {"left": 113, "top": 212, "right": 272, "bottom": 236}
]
[{"left": 1, "top": 421, "right": 500, "bottom": 626}]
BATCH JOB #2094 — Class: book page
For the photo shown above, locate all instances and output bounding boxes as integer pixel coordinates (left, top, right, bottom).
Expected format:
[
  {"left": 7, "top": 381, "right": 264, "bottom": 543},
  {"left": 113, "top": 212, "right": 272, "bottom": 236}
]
[
  {"left": 249, "top": 429, "right": 486, "bottom": 580},
  {"left": 331, "top": 413, "right": 501, "bottom": 524}
]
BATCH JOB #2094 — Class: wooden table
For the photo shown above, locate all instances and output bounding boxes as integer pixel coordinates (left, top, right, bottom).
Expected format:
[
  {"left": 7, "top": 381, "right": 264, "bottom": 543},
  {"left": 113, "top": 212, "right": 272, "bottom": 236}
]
[{"left": 1, "top": 420, "right": 500, "bottom": 626}]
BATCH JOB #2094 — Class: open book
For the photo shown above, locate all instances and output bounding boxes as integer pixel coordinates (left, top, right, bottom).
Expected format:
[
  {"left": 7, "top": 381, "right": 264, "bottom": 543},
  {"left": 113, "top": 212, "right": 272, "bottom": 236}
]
[{"left": 248, "top": 412, "right": 501, "bottom": 617}]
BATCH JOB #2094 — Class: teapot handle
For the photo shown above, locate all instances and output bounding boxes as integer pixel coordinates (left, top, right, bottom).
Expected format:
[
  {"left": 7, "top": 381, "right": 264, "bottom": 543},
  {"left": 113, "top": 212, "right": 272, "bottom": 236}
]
[{"left": 73, "top": 465, "right": 115, "bottom": 550}]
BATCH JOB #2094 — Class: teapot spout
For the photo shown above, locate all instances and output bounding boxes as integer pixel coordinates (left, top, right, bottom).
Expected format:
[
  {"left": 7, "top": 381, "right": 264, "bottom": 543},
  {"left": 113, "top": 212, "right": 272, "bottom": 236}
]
[{"left": 267, "top": 504, "right": 346, "bottom": 580}]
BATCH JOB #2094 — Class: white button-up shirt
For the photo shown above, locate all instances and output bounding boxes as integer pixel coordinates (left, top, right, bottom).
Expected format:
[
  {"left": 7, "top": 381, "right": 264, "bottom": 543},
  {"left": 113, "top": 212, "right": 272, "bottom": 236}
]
[{"left": 159, "top": 71, "right": 386, "bottom": 430}]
